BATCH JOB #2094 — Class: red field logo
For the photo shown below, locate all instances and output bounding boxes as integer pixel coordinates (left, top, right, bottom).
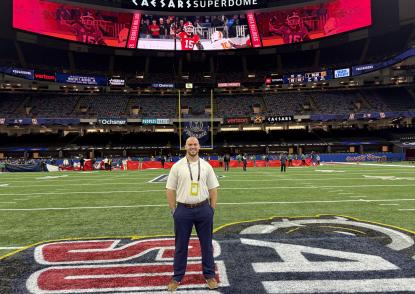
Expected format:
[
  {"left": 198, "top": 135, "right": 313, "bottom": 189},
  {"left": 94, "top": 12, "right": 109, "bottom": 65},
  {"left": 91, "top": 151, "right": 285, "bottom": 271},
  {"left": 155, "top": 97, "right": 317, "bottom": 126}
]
[
  {"left": 27, "top": 238, "right": 228, "bottom": 293},
  {"left": 2, "top": 215, "right": 415, "bottom": 293}
]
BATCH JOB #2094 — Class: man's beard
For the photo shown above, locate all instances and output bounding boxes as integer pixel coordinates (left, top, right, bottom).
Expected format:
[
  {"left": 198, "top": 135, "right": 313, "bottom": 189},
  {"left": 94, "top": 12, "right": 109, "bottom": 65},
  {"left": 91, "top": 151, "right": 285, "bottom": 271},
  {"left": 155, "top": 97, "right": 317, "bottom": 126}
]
[{"left": 187, "top": 150, "right": 198, "bottom": 157}]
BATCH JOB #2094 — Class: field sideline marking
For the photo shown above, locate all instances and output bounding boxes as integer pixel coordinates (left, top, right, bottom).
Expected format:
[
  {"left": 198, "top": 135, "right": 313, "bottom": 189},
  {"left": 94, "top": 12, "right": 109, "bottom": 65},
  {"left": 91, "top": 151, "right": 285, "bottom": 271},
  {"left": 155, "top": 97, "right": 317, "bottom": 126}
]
[
  {"left": 0, "top": 198, "right": 415, "bottom": 211},
  {"left": 0, "top": 247, "right": 23, "bottom": 250}
]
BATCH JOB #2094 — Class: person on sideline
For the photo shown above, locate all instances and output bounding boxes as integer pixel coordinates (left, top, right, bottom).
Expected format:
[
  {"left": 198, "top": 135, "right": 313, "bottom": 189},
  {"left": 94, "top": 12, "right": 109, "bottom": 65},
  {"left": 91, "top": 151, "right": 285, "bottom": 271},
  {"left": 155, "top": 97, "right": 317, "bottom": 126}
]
[{"left": 280, "top": 152, "right": 288, "bottom": 172}]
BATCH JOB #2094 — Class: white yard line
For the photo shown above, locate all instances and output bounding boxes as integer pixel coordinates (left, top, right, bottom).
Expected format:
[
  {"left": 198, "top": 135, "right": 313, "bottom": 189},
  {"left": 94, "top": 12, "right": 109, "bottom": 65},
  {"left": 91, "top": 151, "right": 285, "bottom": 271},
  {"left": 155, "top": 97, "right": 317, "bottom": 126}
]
[
  {"left": 330, "top": 162, "right": 415, "bottom": 168},
  {"left": 222, "top": 184, "right": 415, "bottom": 190},
  {"left": 379, "top": 204, "right": 399, "bottom": 206},
  {"left": 0, "top": 189, "right": 165, "bottom": 197},
  {"left": 398, "top": 209, "right": 415, "bottom": 211},
  {"left": 2, "top": 171, "right": 415, "bottom": 183},
  {"left": 0, "top": 183, "right": 415, "bottom": 197},
  {"left": 1, "top": 177, "right": 411, "bottom": 189},
  {"left": 0, "top": 247, "right": 23, "bottom": 250},
  {"left": 0, "top": 198, "right": 414, "bottom": 211}
]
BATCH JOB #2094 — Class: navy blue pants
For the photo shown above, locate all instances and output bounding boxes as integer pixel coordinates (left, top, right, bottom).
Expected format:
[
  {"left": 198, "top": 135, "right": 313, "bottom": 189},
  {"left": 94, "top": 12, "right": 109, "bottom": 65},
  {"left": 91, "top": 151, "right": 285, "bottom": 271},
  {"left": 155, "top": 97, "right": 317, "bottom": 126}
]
[{"left": 173, "top": 202, "right": 215, "bottom": 282}]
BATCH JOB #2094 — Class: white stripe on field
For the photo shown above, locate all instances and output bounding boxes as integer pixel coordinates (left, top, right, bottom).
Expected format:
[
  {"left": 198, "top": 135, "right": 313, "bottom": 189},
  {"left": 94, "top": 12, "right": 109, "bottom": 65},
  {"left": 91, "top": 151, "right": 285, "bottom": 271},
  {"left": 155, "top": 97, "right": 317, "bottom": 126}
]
[
  {"left": 398, "top": 209, "right": 415, "bottom": 211},
  {"left": 2, "top": 176, "right": 412, "bottom": 189},
  {"left": 0, "top": 247, "right": 23, "bottom": 250},
  {"left": 262, "top": 278, "right": 415, "bottom": 293},
  {"left": 1, "top": 183, "right": 415, "bottom": 197},
  {"left": 0, "top": 198, "right": 414, "bottom": 211},
  {"left": 3, "top": 172, "right": 415, "bottom": 185},
  {"left": 330, "top": 162, "right": 415, "bottom": 168}
]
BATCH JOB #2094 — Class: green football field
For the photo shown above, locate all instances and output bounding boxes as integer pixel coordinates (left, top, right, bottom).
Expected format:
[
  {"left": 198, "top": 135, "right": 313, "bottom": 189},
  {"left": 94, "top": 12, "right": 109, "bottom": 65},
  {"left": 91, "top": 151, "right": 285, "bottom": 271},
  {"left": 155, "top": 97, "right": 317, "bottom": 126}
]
[{"left": 1, "top": 163, "right": 414, "bottom": 259}]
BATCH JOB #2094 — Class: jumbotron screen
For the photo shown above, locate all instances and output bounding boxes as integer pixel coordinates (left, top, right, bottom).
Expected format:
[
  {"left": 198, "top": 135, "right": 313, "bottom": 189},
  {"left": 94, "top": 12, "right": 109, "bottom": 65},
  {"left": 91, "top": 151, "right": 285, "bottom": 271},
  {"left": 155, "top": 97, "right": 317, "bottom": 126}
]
[
  {"left": 12, "top": 0, "right": 135, "bottom": 48},
  {"left": 13, "top": 0, "right": 372, "bottom": 51},
  {"left": 257, "top": 0, "right": 372, "bottom": 47}
]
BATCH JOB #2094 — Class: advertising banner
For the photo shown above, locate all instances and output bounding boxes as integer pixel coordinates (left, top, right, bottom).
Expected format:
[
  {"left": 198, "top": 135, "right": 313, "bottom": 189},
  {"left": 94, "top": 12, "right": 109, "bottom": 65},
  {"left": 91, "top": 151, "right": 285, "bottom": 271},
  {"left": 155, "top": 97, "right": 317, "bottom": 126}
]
[
  {"left": 97, "top": 118, "right": 128, "bottom": 125},
  {"left": 127, "top": 13, "right": 141, "bottom": 49},
  {"left": 34, "top": 71, "right": 56, "bottom": 82},
  {"left": 218, "top": 82, "right": 241, "bottom": 88},
  {"left": 266, "top": 116, "right": 294, "bottom": 123},
  {"left": 109, "top": 78, "right": 126, "bottom": 86},
  {"left": 1, "top": 67, "right": 34, "bottom": 80},
  {"left": 127, "top": 0, "right": 267, "bottom": 12},
  {"left": 142, "top": 118, "right": 171, "bottom": 125},
  {"left": 56, "top": 73, "right": 108, "bottom": 86},
  {"left": 224, "top": 117, "right": 250, "bottom": 124},
  {"left": 334, "top": 68, "right": 351, "bottom": 79}
]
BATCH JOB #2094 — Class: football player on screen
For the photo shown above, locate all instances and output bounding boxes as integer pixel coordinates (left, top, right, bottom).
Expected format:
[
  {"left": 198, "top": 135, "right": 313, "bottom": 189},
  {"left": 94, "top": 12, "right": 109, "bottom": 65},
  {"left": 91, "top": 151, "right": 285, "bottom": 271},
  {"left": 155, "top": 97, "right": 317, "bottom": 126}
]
[
  {"left": 210, "top": 31, "right": 252, "bottom": 50},
  {"left": 210, "top": 31, "right": 233, "bottom": 50},
  {"left": 177, "top": 22, "right": 204, "bottom": 51},
  {"left": 71, "top": 13, "right": 107, "bottom": 45},
  {"left": 269, "top": 12, "right": 310, "bottom": 44}
]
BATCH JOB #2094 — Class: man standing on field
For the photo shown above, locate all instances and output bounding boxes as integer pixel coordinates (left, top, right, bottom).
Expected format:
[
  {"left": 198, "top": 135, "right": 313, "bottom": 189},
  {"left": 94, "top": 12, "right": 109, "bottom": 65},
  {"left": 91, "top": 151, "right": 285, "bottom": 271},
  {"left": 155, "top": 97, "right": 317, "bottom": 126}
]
[{"left": 166, "top": 136, "right": 220, "bottom": 292}]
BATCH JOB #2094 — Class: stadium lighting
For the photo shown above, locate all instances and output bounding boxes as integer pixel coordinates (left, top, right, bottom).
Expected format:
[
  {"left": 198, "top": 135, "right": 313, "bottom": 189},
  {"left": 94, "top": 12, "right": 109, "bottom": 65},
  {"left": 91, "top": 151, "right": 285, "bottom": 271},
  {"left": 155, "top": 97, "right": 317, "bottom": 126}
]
[
  {"left": 265, "top": 126, "right": 283, "bottom": 131},
  {"left": 86, "top": 129, "right": 103, "bottom": 133},
  {"left": 288, "top": 125, "right": 306, "bottom": 130},
  {"left": 242, "top": 126, "right": 262, "bottom": 131},
  {"left": 221, "top": 127, "right": 239, "bottom": 132},
  {"left": 155, "top": 128, "right": 174, "bottom": 132}
]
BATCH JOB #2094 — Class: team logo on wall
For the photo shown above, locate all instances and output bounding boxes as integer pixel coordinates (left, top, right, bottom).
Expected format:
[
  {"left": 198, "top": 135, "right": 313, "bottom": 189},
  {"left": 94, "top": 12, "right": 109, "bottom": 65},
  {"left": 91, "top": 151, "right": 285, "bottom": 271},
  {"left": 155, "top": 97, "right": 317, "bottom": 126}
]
[
  {"left": 183, "top": 121, "right": 209, "bottom": 146},
  {"left": 1, "top": 215, "right": 415, "bottom": 293},
  {"left": 253, "top": 115, "right": 265, "bottom": 124}
]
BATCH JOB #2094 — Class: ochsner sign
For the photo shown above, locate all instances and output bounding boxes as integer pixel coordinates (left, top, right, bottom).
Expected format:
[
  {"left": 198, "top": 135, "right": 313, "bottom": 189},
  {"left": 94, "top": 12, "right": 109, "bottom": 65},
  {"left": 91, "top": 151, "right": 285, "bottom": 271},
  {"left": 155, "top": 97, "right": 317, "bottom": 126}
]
[
  {"left": 98, "top": 118, "right": 127, "bottom": 125},
  {"left": 130, "top": 0, "right": 266, "bottom": 11}
]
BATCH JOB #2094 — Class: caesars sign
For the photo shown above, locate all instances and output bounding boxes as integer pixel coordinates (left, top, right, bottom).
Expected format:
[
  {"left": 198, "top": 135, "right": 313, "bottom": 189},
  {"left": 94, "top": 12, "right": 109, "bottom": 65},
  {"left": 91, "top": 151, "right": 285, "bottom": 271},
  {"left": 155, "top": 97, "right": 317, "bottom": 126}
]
[{"left": 130, "top": 0, "right": 266, "bottom": 11}]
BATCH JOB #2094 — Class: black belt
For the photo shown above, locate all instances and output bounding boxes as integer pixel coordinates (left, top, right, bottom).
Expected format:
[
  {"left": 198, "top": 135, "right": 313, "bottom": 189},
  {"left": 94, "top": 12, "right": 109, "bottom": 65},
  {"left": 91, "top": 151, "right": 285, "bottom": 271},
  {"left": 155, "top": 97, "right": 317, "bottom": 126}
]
[{"left": 178, "top": 199, "right": 208, "bottom": 208}]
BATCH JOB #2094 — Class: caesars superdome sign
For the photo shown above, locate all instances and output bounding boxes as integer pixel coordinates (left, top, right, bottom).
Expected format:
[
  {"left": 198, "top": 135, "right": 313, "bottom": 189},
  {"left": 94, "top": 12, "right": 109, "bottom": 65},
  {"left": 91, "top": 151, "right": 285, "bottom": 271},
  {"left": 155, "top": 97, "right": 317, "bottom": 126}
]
[{"left": 129, "top": 0, "right": 267, "bottom": 11}]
